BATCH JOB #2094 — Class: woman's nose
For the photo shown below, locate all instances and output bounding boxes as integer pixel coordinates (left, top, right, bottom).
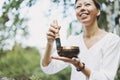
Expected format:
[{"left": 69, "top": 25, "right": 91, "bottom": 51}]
[{"left": 80, "top": 5, "right": 86, "bottom": 12}]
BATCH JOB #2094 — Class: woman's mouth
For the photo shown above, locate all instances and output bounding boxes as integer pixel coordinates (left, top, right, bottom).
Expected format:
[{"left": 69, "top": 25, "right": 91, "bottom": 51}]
[{"left": 80, "top": 13, "right": 88, "bottom": 19}]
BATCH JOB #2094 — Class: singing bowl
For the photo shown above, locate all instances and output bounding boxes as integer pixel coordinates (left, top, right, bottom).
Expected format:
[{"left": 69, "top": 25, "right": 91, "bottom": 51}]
[{"left": 57, "top": 46, "right": 80, "bottom": 58}]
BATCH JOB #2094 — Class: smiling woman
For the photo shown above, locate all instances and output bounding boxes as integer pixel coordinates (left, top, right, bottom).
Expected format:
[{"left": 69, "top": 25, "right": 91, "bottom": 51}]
[
  {"left": 75, "top": 0, "right": 100, "bottom": 27},
  {"left": 40, "top": 0, "right": 120, "bottom": 80}
]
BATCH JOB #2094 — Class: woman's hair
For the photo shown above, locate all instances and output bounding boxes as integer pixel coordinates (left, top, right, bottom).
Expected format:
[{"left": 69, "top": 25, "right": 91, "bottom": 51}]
[
  {"left": 75, "top": 0, "right": 101, "bottom": 20},
  {"left": 75, "top": 0, "right": 100, "bottom": 10}
]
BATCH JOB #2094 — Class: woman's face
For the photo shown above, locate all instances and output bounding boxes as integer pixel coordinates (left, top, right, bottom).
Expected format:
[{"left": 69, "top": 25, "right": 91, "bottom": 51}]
[{"left": 75, "top": 0, "right": 100, "bottom": 26}]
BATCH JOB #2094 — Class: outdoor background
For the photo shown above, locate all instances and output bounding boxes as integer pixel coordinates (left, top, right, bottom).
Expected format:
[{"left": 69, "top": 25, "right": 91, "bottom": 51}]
[{"left": 0, "top": 0, "right": 120, "bottom": 80}]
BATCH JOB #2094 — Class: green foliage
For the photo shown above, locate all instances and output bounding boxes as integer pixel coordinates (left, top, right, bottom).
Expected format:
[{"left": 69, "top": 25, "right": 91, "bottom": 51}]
[
  {"left": 98, "top": 10, "right": 108, "bottom": 31},
  {"left": 115, "top": 67, "right": 120, "bottom": 80},
  {"left": 51, "top": 0, "right": 60, "bottom": 3},
  {"left": 0, "top": 44, "right": 71, "bottom": 80},
  {"left": 0, "top": 44, "right": 40, "bottom": 79},
  {"left": 31, "top": 67, "right": 71, "bottom": 80}
]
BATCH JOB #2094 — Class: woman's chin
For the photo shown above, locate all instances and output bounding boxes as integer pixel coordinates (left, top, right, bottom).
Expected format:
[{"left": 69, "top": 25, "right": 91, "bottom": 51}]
[
  {"left": 79, "top": 18, "right": 89, "bottom": 23},
  {"left": 81, "top": 21, "right": 89, "bottom": 25}
]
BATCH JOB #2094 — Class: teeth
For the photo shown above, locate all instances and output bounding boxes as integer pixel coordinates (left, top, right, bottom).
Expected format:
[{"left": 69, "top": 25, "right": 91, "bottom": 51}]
[{"left": 81, "top": 13, "right": 87, "bottom": 16}]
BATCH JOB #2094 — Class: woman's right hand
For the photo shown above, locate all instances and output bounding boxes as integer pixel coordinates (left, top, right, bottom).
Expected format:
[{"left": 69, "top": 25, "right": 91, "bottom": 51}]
[{"left": 46, "top": 20, "right": 61, "bottom": 44}]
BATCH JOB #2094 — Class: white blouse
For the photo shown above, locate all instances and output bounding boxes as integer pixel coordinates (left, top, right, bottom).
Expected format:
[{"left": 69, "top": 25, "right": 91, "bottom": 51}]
[{"left": 41, "top": 33, "right": 120, "bottom": 80}]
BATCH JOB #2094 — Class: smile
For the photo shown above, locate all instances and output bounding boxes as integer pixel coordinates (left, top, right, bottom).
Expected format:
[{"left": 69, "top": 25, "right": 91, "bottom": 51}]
[
  {"left": 80, "top": 13, "right": 89, "bottom": 19},
  {"left": 80, "top": 13, "right": 89, "bottom": 17}
]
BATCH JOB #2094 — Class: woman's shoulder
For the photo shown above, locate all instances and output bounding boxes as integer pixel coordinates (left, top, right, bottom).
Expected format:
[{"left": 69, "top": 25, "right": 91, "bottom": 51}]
[
  {"left": 107, "top": 32, "right": 120, "bottom": 40},
  {"left": 102, "top": 32, "right": 120, "bottom": 51},
  {"left": 105, "top": 32, "right": 120, "bottom": 44}
]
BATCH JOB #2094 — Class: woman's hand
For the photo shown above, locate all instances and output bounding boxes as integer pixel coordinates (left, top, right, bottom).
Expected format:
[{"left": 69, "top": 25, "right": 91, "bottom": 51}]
[
  {"left": 46, "top": 20, "right": 61, "bottom": 44},
  {"left": 51, "top": 56, "right": 82, "bottom": 68},
  {"left": 51, "top": 56, "right": 90, "bottom": 77},
  {"left": 42, "top": 20, "right": 61, "bottom": 67}
]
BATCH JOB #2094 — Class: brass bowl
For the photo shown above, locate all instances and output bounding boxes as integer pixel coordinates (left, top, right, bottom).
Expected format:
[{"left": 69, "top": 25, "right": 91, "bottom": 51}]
[{"left": 57, "top": 46, "right": 80, "bottom": 58}]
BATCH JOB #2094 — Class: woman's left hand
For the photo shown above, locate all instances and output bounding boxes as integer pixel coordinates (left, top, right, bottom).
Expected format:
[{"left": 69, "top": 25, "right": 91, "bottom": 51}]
[
  {"left": 51, "top": 56, "right": 90, "bottom": 78},
  {"left": 51, "top": 56, "right": 82, "bottom": 68}
]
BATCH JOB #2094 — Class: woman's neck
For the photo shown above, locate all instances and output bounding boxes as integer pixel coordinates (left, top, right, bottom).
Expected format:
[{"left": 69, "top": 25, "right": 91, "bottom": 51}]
[{"left": 83, "top": 22, "right": 100, "bottom": 38}]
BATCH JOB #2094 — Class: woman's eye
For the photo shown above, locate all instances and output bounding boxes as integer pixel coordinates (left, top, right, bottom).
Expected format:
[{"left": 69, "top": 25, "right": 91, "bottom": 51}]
[
  {"left": 75, "top": 6, "right": 81, "bottom": 9},
  {"left": 85, "top": 3, "right": 91, "bottom": 6}
]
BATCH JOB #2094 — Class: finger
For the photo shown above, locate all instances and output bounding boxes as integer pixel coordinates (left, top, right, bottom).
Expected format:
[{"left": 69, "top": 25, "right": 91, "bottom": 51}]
[
  {"left": 50, "top": 23, "right": 61, "bottom": 30},
  {"left": 50, "top": 23, "right": 57, "bottom": 29},
  {"left": 73, "top": 58, "right": 80, "bottom": 62},
  {"left": 72, "top": 57, "right": 80, "bottom": 65},
  {"left": 51, "top": 56, "right": 72, "bottom": 62},
  {"left": 50, "top": 20, "right": 58, "bottom": 29},
  {"left": 49, "top": 26, "right": 61, "bottom": 38},
  {"left": 58, "top": 26, "right": 61, "bottom": 30},
  {"left": 49, "top": 26, "right": 58, "bottom": 33},
  {"left": 47, "top": 35, "right": 55, "bottom": 43},
  {"left": 53, "top": 20, "right": 58, "bottom": 26},
  {"left": 50, "top": 20, "right": 61, "bottom": 29},
  {"left": 47, "top": 34, "right": 55, "bottom": 40},
  {"left": 46, "top": 31, "right": 55, "bottom": 38},
  {"left": 72, "top": 57, "right": 79, "bottom": 61}
]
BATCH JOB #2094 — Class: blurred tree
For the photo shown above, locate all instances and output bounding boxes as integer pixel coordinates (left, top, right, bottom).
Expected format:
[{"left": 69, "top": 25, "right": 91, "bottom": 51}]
[
  {"left": 0, "top": 42, "right": 70, "bottom": 80},
  {"left": 0, "top": 0, "right": 37, "bottom": 52},
  {"left": 0, "top": 43, "right": 40, "bottom": 79}
]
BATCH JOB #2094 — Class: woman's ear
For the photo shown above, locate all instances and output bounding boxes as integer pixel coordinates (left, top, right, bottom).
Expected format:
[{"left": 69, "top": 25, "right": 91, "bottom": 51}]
[{"left": 97, "top": 10, "right": 100, "bottom": 17}]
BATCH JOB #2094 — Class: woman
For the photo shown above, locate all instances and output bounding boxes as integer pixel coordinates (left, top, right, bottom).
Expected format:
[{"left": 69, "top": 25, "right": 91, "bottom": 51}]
[{"left": 41, "top": 0, "right": 120, "bottom": 80}]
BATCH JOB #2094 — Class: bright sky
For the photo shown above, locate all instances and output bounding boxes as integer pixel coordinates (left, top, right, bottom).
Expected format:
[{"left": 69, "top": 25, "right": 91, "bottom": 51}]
[
  {"left": 22, "top": 0, "right": 51, "bottom": 48},
  {"left": 23, "top": 0, "right": 74, "bottom": 49},
  {"left": 0, "top": 0, "right": 77, "bottom": 50}
]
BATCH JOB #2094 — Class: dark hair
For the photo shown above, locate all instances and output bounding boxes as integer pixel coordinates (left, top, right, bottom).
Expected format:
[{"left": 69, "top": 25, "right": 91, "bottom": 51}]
[
  {"left": 75, "top": 0, "right": 101, "bottom": 20},
  {"left": 75, "top": 0, "right": 100, "bottom": 9}
]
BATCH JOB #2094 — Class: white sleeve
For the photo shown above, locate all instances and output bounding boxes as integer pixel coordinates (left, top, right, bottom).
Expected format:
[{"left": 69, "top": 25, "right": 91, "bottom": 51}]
[
  {"left": 40, "top": 48, "right": 69, "bottom": 74},
  {"left": 89, "top": 37, "right": 120, "bottom": 80}
]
